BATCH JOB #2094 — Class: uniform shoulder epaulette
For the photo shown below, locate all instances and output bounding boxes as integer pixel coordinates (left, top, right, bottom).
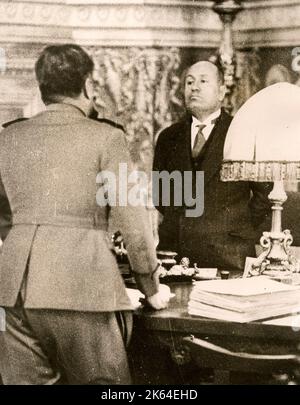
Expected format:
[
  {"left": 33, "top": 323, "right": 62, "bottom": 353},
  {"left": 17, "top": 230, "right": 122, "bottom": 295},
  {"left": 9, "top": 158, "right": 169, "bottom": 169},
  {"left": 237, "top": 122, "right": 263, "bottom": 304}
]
[
  {"left": 2, "top": 117, "right": 28, "bottom": 129},
  {"left": 93, "top": 117, "right": 125, "bottom": 132}
]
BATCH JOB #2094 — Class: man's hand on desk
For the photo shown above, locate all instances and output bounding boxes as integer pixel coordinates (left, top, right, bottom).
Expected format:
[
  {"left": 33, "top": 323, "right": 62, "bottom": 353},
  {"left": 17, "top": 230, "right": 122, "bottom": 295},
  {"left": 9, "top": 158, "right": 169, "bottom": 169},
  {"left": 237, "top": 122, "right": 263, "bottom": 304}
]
[{"left": 146, "top": 284, "right": 173, "bottom": 310}]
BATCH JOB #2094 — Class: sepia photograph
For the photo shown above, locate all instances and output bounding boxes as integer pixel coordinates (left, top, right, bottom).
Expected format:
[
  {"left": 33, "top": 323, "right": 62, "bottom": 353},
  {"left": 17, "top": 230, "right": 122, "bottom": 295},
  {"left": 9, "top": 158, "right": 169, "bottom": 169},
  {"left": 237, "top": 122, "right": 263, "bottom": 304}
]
[{"left": 0, "top": 0, "right": 300, "bottom": 390}]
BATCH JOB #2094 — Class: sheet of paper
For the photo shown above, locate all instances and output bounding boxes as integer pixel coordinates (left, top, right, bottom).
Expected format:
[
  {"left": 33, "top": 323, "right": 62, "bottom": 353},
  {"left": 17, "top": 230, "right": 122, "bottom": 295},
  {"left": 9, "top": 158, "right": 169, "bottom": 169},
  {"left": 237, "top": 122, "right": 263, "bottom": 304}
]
[{"left": 193, "top": 275, "right": 300, "bottom": 296}]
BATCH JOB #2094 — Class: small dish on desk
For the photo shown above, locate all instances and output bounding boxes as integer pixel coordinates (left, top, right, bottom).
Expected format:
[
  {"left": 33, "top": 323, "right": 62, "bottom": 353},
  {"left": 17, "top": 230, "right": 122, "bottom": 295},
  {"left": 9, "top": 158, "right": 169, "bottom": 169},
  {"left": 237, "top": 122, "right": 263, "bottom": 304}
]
[
  {"left": 157, "top": 250, "right": 178, "bottom": 270},
  {"left": 157, "top": 250, "right": 178, "bottom": 257}
]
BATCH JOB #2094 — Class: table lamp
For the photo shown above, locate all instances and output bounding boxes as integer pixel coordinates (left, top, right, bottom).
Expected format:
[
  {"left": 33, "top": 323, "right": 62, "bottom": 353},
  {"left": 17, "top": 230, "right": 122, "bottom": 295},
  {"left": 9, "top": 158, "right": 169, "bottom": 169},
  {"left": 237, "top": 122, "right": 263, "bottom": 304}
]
[{"left": 221, "top": 82, "right": 300, "bottom": 277}]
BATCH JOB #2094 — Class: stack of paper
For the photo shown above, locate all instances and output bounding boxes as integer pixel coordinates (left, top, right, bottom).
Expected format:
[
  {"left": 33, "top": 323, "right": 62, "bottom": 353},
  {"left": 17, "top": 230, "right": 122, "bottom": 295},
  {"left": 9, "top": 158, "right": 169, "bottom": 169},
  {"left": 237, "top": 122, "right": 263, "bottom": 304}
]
[{"left": 188, "top": 276, "right": 300, "bottom": 323}]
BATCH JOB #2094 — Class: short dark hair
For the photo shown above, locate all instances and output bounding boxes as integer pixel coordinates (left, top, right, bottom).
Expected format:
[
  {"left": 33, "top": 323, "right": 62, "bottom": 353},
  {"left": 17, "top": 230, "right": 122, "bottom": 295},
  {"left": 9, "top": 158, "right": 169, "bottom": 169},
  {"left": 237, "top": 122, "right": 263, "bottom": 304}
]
[{"left": 35, "top": 44, "right": 94, "bottom": 104}]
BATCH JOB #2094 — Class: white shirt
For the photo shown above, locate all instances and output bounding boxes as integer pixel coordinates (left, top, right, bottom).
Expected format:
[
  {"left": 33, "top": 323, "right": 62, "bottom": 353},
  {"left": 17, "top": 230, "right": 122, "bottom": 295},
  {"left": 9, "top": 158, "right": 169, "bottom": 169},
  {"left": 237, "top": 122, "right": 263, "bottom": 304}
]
[{"left": 191, "top": 109, "right": 221, "bottom": 150}]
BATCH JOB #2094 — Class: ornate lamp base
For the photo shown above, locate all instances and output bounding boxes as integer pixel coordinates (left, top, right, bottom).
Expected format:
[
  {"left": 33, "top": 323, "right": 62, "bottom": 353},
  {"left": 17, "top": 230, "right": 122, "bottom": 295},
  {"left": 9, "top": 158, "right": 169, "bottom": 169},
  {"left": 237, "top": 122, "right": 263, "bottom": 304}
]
[
  {"left": 250, "top": 229, "right": 300, "bottom": 277},
  {"left": 249, "top": 181, "right": 300, "bottom": 278}
]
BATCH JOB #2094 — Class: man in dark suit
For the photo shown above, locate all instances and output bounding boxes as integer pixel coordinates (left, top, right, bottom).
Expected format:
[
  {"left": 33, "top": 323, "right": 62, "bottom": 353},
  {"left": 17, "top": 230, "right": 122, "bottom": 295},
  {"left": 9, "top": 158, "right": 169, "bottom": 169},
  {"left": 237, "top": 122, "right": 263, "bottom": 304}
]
[
  {"left": 0, "top": 44, "right": 170, "bottom": 385},
  {"left": 153, "top": 61, "right": 271, "bottom": 271}
]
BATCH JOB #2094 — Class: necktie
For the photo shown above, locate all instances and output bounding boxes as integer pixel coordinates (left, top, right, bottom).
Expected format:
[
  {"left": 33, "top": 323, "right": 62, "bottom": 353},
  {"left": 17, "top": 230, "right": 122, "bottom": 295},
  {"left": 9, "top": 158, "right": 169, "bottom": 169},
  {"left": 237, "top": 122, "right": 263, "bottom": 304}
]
[{"left": 192, "top": 124, "right": 206, "bottom": 159}]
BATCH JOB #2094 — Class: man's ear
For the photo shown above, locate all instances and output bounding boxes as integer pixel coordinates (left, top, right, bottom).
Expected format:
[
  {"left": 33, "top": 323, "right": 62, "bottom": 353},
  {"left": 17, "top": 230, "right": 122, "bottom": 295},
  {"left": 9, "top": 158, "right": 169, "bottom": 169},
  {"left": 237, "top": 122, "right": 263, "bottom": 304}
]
[{"left": 84, "top": 76, "right": 94, "bottom": 100}]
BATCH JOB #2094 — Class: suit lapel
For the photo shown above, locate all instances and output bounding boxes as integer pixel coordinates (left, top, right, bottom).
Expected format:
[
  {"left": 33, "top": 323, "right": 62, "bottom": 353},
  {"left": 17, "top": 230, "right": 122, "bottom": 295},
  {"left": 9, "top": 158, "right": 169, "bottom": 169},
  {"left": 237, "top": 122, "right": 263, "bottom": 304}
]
[
  {"left": 166, "top": 112, "right": 231, "bottom": 184},
  {"left": 198, "top": 111, "right": 231, "bottom": 187},
  {"left": 171, "top": 117, "right": 193, "bottom": 172}
]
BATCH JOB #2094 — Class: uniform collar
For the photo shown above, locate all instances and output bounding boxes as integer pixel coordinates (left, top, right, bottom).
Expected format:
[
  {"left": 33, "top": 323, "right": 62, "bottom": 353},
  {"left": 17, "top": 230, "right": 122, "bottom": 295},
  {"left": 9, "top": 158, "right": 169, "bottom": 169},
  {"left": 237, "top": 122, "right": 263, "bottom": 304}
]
[{"left": 46, "top": 102, "right": 87, "bottom": 117}]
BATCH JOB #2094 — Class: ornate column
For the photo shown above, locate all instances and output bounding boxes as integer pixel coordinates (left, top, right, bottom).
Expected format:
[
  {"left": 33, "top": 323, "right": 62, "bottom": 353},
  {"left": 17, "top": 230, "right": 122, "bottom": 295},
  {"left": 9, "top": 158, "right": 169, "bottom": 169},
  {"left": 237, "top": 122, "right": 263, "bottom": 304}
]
[{"left": 212, "top": 1, "right": 244, "bottom": 112}]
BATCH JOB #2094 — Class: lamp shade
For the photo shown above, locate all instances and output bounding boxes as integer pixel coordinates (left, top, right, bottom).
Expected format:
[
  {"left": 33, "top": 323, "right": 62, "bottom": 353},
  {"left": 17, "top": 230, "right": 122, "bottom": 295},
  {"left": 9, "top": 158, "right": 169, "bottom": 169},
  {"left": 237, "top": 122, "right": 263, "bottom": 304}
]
[{"left": 221, "top": 82, "right": 300, "bottom": 182}]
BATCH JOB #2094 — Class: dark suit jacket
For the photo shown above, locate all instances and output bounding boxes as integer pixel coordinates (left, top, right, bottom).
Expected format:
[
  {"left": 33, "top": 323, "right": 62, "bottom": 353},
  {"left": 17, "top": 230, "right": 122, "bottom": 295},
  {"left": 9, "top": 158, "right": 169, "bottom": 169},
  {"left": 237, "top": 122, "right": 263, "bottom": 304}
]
[
  {"left": 153, "top": 109, "right": 272, "bottom": 271},
  {"left": 0, "top": 103, "right": 158, "bottom": 310}
]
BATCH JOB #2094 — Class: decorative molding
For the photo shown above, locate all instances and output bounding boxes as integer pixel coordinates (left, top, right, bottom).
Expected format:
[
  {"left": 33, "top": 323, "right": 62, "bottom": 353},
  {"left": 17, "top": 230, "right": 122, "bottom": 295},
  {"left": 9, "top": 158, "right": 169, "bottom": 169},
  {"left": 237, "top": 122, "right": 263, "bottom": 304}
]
[
  {"left": 236, "top": 3, "right": 300, "bottom": 30},
  {"left": 72, "top": 28, "right": 221, "bottom": 48},
  {"left": 233, "top": 1, "right": 300, "bottom": 47},
  {"left": 65, "top": 1, "right": 213, "bottom": 6},
  {"left": 243, "top": 0, "right": 300, "bottom": 9},
  {"left": 1, "top": 1, "right": 300, "bottom": 48},
  {"left": 0, "top": 2, "right": 218, "bottom": 29},
  {"left": 234, "top": 27, "right": 300, "bottom": 48},
  {"left": 0, "top": 1, "right": 221, "bottom": 47}
]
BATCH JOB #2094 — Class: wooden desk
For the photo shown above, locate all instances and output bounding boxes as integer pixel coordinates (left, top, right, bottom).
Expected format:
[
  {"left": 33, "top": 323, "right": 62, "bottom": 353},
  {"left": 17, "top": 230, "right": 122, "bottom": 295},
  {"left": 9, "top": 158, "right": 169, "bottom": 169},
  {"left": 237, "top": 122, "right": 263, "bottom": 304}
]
[{"left": 129, "top": 282, "right": 300, "bottom": 384}]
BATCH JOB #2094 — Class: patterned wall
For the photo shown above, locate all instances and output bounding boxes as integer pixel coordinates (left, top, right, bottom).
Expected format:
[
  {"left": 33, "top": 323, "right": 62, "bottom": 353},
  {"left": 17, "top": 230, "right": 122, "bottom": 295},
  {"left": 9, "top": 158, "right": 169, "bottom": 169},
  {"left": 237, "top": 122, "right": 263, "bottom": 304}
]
[{"left": 88, "top": 47, "right": 183, "bottom": 169}]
